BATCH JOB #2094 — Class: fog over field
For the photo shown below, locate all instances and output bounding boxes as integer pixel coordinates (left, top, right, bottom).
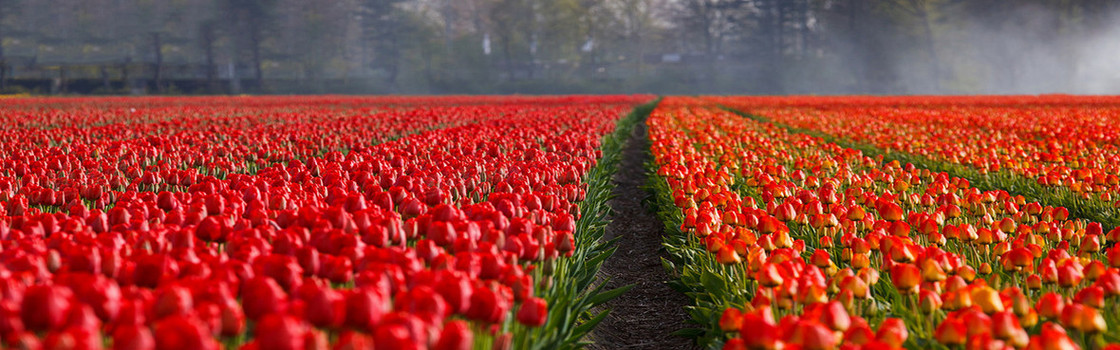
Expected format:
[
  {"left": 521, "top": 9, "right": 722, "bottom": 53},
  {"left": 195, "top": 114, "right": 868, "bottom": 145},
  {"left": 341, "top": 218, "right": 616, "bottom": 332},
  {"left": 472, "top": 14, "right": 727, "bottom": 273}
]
[{"left": 0, "top": 0, "right": 1116, "bottom": 94}]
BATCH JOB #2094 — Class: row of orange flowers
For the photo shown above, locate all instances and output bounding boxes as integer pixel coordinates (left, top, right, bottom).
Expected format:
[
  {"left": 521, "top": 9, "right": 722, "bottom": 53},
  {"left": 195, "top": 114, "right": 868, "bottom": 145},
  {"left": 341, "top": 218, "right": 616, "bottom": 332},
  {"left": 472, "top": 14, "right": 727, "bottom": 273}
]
[
  {"left": 709, "top": 96, "right": 1120, "bottom": 208},
  {"left": 648, "top": 97, "right": 1120, "bottom": 349}
]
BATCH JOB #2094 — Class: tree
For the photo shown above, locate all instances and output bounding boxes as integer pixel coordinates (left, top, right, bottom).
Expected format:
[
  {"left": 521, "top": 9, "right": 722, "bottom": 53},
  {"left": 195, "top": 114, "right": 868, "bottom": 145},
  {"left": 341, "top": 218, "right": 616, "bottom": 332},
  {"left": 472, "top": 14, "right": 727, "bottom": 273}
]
[
  {"left": 674, "top": 0, "right": 745, "bottom": 56},
  {"left": 360, "top": 0, "right": 409, "bottom": 87},
  {"left": 0, "top": 0, "right": 18, "bottom": 89},
  {"left": 219, "top": 0, "right": 278, "bottom": 90}
]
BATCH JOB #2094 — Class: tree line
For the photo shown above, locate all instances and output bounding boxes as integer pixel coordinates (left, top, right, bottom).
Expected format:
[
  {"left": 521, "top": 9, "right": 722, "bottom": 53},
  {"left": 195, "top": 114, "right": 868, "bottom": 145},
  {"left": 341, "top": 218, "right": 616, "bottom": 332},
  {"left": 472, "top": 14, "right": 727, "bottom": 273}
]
[{"left": 0, "top": 0, "right": 1116, "bottom": 95}]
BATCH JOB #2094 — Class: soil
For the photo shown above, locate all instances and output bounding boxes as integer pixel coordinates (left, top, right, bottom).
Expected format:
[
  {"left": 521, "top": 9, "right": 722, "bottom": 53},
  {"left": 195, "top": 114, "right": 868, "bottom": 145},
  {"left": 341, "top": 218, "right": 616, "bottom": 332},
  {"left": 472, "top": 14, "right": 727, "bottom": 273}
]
[{"left": 587, "top": 120, "right": 700, "bottom": 350}]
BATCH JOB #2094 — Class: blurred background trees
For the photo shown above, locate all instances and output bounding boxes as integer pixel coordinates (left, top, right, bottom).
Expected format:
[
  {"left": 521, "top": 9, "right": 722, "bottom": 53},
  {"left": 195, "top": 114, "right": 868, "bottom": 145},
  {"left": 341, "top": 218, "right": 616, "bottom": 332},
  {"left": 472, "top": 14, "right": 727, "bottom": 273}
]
[{"left": 0, "top": 0, "right": 1116, "bottom": 94}]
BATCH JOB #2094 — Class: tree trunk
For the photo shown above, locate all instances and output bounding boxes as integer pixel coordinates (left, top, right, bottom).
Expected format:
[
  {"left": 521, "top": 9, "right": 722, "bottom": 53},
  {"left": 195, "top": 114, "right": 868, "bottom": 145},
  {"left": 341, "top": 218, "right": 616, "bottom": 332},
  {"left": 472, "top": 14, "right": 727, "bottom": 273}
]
[
  {"left": 250, "top": 23, "right": 264, "bottom": 91},
  {"left": 776, "top": 1, "right": 786, "bottom": 57},
  {"left": 122, "top": 60, "right": 132, "bottom": 93},
  {"left": 152, "top": 33, "right": 164, "bottom": 93},
  {"left": 101, "top": 65, "right": 111, "bottom": 91},
  {"left": 203, "top": 24, "right": 218, "bottom": 92},
  {"left": 848, "top": 0, "right": 867, "bottom": 92},
  {"left": 501, "top": 35, "right": 514, "bottom": 81},
  {"left": 917, "top": 5, "right": 941, "bottom": 92},
  {"left": 0, "top": 18, "right": 6, "bottom": 90},
  {"left": 59, "top": 67, "right": 67, "bottom": 94},
  {"left": 229, "top": 60, "right": 242, "bottom": 94}
]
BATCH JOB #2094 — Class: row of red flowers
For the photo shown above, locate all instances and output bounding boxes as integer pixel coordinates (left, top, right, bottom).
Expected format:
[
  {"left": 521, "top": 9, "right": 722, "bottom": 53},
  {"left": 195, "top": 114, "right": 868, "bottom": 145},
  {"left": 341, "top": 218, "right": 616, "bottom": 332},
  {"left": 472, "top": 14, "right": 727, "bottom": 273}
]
[
  {"left": 648, "top": 97, "right": 1120, "bottom": 349},
  {"left": 0, "top": 96, "right": 650, "bottom": 349}
]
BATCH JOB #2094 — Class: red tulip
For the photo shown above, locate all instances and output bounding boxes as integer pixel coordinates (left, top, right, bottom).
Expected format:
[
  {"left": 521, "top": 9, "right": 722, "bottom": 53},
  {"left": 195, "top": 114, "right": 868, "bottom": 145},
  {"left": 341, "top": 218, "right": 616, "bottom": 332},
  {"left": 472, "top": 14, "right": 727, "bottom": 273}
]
[
  {"left": 738, "top": 313, "right": 780, "bottom": 349},
  {"left": 434, "top": 272, "right": 473, "bottom": 315},
  {"left": 395, "top": 285, "right": 450, "bottom": 325},
  {"left": 21, "top": 284, "right": 74, "bottom": 332},
  {"left": 303, "top": 285, "right": 346, "bottom": 329},
  {"left": 820, "top": 301, "right": 850, "bottom": 332},
  {"left": 255, "top": 314, "right": 310, "bottom": 350},
  {"left": 433, "top": 320, "right": 473, "bottom": 350},
  {"left": 153, "top": 315, "right": 219, "bottom": 350},
  {"left": 720, "top": 308, "right": 743, "bottom": 332},
  {"left": 374, "top": 323, "right": 422, "bottom": 350},
  {"left": 43, "top": 326, "right": 102, "bottom": 350},
  {"left": 516, "top": 297, "right": 548, "bottom": 327},
  {"left": 240, "top": 277, "right": 289, "bottom": 321},
  {"left": 219, "top": 303, "right": 245, "bottom": 337},
  {"left": 757, "top": 263, "right": 784, "bottom": 288},
  {"left": 877, "top": 202, "right": 904, "bottom": 221},
  {"left": 333, "top": 331, "right": 375, "bottom": 350},
  {"left": 112, "top": 324, "right": 155, "bottom": 350},
  {"left": 789, "top": 320, "right": 836, "bottom": 350},
  {"left": 466, "top": 285, "right": 510, "bottom": 324},
  {"left": 153, "top": 285, "right": 193, "bottom": 320},
  {"left": 344, "top": 288, "right": 387, "bottom": 329}
]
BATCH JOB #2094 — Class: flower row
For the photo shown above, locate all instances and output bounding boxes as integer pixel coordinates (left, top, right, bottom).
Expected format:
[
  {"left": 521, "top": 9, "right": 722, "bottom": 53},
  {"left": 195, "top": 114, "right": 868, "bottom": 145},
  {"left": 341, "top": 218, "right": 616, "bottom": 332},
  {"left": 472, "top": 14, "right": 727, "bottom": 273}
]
[
  {"left": 0, "top": 96, "right": 651, "bottom": 349},
  {"left": 648, "top": 97, "right": 1120, "bottom": 349}
]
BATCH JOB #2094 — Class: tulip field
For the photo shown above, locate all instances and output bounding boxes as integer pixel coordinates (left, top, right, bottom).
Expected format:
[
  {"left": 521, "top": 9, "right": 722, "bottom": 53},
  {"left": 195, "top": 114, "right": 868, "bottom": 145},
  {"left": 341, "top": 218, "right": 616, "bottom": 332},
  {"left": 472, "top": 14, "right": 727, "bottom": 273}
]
[
  {"left": 0, "top": 96, "right": 654, "bottom": 350},
  {"left": 5, "top": 94, "right": 1120, "bottom": 350},
  {"left": 651, "top": 96, "right": 1120, "bottom": 350}
]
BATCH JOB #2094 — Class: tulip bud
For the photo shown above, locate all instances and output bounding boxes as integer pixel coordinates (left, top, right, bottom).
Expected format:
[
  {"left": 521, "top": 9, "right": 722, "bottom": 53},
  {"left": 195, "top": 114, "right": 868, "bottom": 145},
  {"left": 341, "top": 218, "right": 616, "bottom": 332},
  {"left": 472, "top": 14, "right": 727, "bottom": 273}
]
[{"left": 919, "top": 290, "right": 942, "bottom": 314}]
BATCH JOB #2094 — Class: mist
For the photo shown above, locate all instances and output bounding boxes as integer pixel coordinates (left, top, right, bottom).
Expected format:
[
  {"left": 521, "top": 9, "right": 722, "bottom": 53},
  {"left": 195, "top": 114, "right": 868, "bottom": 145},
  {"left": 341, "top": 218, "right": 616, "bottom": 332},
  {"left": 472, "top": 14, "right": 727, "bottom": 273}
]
[{"left": 0, "top": 0, "right": 1116, "bottom": 95}]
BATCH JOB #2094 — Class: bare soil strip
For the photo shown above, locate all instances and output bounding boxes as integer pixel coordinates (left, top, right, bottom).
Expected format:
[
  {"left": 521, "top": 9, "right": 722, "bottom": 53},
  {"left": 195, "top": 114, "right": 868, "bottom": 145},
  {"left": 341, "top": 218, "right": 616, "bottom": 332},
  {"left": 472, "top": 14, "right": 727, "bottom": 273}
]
[{"left": 588, "top": 119, "right": 699, "bottom": 350}]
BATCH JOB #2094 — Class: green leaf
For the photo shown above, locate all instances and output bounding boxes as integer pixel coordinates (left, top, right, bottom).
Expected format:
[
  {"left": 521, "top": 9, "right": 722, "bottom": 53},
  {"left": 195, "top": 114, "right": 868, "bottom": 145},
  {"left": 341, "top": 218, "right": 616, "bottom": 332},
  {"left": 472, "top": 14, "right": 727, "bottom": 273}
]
[
  {"left": 700, "top": 270, "right": 727, "bottom": 295},
  {"left": 571, "top": 310, "right": 611, "bottom": 339},
  {"left": 588, "top": 284, "right": 634, "bottom": 307},
  {"left": 671, "top": 328, "right": 706, "bottom": 338}
]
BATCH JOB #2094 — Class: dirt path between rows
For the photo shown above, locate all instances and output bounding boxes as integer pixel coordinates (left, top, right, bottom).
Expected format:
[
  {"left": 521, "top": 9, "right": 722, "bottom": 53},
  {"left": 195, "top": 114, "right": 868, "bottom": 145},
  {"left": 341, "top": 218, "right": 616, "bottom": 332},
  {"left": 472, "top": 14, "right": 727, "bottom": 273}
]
[{"left": 587, "top": 119, "right": 699, "bottom": 350}]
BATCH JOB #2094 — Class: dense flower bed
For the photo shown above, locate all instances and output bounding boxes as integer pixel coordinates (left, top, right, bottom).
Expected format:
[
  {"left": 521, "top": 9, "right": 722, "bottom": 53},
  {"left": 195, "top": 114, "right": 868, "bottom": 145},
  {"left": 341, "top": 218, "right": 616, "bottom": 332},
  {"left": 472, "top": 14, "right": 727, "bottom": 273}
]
[
  {"left": 649, "top": 97, "right": 1120, "bottom": 349},
  {"left": 0, "top": 95, "right": 652, "bottom": 350},
  {"left": 710, "top": 96, "right": 1120, "bottom": 229}
]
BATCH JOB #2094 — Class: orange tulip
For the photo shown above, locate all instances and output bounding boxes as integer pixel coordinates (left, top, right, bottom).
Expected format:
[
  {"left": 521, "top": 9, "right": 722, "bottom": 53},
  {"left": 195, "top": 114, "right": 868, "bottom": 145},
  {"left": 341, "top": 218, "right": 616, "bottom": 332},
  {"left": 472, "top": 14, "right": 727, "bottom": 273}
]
[
  {"left": 890, "top": 263, "right": 921, "bottom": 294},
  {"left": 757, "top": 263, "right": 784, "bottom": 288},
  {"left": 934, "top": 317, "right": 967, "bottom": 345},
  {"left": 720, "top": 308, "right": 743, "bottom": 332},
  {"left": 875, "top": 318, "right": 908, "bottom": 348},
  {"left": 738, "top": 313, "right": 780, "bottom": 350}
]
